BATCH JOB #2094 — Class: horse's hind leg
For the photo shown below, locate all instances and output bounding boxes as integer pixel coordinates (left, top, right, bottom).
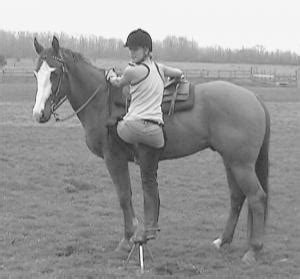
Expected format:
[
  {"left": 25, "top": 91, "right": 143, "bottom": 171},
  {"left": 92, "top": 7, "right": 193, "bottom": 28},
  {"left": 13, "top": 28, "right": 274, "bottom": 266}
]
[
  {"left": 230, "top": 163, "right": 267, "bottom": 264},
  {"left": 213, "top": 163, "right": 246, "bottom": 248}
]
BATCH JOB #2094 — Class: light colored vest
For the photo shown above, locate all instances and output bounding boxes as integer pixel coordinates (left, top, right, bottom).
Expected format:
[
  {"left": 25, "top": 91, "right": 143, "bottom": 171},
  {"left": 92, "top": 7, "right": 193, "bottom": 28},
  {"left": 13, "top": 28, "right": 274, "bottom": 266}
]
[{"left": 124, "top": 60, "right": 164, "bottom": 123}]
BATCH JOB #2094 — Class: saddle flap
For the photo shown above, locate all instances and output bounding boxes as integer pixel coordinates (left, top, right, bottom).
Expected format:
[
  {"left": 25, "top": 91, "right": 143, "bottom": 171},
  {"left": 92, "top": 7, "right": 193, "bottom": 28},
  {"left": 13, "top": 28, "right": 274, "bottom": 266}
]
[
  {"left": 163, "top": 80, "right": 190, "bottom": 103},
  {"left": 162, "top": 82, "right": 194, "bottom": 115}
]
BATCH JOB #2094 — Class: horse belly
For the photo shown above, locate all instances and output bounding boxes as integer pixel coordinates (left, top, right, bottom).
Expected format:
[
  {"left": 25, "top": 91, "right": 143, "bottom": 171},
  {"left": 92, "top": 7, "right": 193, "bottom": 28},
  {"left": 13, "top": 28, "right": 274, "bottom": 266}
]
[{"left": 161, "top": 105, "right": 210, "bottom": 160}]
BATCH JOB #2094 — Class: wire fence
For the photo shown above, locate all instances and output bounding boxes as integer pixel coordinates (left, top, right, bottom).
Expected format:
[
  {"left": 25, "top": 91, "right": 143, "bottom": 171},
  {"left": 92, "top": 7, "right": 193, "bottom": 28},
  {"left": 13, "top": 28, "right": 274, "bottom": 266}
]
[
  {"left": 184, "top": 67, "right": 299, "bottom": 87},
  {"left": 1, "top": 67, "right": 299, "bottom": 88}
]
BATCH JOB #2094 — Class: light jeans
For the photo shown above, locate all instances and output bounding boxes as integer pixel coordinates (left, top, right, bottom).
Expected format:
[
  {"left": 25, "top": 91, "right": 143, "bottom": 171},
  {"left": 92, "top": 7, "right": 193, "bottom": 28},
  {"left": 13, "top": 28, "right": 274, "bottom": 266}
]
[
  {"left": 117, "top": 119, "right": 164, "bottom": 235},
  {"left": 117, "top": 119, "right": 164, "bottom": 148}
]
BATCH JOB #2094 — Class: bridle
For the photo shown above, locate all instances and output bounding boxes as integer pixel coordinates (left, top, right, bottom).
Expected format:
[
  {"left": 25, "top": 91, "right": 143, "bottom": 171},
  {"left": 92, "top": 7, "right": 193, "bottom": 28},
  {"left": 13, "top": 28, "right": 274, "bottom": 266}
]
[
  {"left": 46, "top": 54, "right": 108, "bottom": 122},
  {"left": 49, "top": 55, "right": 67, "bottom": 119}
]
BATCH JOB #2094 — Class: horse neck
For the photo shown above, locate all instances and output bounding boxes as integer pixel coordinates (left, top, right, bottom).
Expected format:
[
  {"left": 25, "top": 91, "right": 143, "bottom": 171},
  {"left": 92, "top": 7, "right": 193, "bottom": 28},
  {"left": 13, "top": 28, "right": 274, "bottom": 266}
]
[{"left": 66, "top": 60, "right": 108, "bottom": 127}]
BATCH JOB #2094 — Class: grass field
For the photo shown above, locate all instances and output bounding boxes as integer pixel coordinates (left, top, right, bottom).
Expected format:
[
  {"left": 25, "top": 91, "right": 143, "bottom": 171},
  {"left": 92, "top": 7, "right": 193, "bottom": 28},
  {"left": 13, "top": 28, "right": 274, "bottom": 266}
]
[{"left": 0, "top": 75, "right": 300, "bottom": 278}]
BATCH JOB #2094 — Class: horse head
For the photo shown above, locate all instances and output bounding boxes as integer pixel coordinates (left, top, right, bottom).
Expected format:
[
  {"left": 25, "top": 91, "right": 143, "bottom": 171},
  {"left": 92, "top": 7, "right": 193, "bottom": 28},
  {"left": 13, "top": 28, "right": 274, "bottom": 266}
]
[{"left": 33, "top": 36, "right": 70, "bottom": 123}]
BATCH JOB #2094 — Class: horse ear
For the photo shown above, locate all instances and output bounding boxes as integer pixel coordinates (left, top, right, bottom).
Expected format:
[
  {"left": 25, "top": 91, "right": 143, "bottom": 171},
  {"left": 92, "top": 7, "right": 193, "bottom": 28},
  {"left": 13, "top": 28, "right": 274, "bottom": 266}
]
[
  {"left": 34, "top": 37, "right": 44, "bottom": 54},
  {"left": 52, "top": 36, "right": 60, "bottom": 54}
]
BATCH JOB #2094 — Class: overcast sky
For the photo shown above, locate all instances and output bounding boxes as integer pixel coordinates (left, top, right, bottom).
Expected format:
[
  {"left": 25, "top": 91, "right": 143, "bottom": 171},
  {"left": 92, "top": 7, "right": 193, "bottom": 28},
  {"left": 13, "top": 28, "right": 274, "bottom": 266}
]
[{"left": 1, "top": 0, "right": 299, "bottom": 54}]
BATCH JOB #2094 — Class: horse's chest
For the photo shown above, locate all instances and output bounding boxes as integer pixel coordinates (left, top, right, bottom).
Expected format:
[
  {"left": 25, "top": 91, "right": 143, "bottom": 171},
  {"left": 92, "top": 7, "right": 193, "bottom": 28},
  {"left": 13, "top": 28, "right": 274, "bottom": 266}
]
[{"left": 85, "top": 131, "right": 104, "bottom": 158}]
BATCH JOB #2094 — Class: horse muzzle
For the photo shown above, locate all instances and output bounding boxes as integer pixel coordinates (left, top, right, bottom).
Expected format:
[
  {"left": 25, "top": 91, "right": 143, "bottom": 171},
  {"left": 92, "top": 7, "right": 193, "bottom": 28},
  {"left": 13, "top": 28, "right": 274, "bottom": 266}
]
[{"left": 33, "top": 99, "right": 52, "bottom": 123}]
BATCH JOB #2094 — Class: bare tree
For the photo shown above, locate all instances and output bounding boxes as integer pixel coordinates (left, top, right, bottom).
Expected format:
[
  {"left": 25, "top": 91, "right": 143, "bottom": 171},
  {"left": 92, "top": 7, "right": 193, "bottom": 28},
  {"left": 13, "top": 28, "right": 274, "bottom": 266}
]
[{"left": 0, "top": 54, "right": 7, "bottom": 68}]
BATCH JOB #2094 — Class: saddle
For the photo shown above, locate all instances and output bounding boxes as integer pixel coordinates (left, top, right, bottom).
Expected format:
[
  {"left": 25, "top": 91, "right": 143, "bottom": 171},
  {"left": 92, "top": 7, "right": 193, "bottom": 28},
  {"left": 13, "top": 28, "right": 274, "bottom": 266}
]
[
  {"left": 161, "top": 78, "right": 194, "bottom": 115},
  {"left": 115, "top": 79, "right": 195, "bottom": 116}
]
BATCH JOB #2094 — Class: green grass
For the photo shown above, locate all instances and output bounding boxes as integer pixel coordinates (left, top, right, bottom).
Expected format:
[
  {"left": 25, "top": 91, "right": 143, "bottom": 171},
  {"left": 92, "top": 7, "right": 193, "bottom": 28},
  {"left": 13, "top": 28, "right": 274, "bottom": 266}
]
[{"left": 0, "top": 76, "right": 299, "bottom": 278}]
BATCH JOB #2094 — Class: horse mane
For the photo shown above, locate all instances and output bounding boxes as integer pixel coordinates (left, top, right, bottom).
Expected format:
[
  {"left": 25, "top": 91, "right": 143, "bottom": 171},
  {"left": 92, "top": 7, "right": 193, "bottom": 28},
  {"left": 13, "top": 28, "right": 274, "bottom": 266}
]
[{"left": 61, "top": 48, "right": 105, "bottom": 72}]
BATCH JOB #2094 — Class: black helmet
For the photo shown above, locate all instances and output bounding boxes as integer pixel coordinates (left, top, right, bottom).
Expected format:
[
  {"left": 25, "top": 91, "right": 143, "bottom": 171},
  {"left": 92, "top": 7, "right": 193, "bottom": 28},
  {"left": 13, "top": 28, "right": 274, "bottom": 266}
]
[{"left": 124, "top": 28, "right": 152, "bottom": 51}]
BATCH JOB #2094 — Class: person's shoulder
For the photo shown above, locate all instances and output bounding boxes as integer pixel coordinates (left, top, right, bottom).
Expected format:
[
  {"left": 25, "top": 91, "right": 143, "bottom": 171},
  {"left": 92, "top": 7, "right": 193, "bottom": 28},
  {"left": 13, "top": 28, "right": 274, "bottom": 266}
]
[
  {"left": 152, "top": 61, "right": 166, "bottom": 74},
  {"left": 126, "top": 62, "right": 149, "bottom": 74},
  {"left": 124, "top": 63, "right": 135, "bottom": 72},
  {"left": 123, "top": 63, "right": 147, "bottom": 82},
  {"left": 153, "top": 61, "right": 165, "bottom": 71},
  {"left": 124, "top": 62, "right": 145, "bottom": 71},
  {"left": 154, "top": 61, "right": 163, "bottom": 67}
]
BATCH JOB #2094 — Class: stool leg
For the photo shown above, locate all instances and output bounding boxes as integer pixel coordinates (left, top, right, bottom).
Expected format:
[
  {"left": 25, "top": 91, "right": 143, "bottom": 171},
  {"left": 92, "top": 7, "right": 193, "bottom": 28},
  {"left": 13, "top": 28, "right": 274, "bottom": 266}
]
[
  {"left": 125, "top": 243, "right": 137, "bottom": 267},
  {"left": 125, "top": 241, "right": 155, "bottom": 272},
  {"left": 144, "top": 244, "right": 154, "bottom": 262},
  {"left": 139, "top": 244, "right": 144, "bottom": 273}
]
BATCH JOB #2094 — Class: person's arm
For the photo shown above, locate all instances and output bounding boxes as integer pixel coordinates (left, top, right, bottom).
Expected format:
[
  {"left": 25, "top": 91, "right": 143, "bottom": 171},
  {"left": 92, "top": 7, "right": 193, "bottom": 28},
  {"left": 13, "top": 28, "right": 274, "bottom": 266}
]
[
  {"left": 106, "top": 66, "right": 134, "bottom": 88},
  {"left": 161, "top": 64, "right": 184, "bottom": 79}
]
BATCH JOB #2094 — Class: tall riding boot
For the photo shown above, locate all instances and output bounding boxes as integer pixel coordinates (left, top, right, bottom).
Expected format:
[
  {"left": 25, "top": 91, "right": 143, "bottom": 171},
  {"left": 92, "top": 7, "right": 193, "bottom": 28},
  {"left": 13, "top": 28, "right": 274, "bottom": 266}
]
[{"left": 136, "top": 143, "right": 162, "bottom": 242}]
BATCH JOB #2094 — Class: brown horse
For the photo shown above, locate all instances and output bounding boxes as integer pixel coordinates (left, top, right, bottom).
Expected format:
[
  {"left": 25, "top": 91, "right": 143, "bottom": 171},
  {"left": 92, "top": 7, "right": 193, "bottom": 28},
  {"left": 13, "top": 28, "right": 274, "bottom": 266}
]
[{"left": 32, "top": 36, "right": 270, "bottom": 264}]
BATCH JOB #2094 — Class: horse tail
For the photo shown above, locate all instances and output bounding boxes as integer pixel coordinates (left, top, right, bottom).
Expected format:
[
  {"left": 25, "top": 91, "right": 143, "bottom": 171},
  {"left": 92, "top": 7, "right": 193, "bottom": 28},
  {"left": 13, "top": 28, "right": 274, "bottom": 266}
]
[{"left": 255, "top": 98, "right": 270, "bottom": 224}]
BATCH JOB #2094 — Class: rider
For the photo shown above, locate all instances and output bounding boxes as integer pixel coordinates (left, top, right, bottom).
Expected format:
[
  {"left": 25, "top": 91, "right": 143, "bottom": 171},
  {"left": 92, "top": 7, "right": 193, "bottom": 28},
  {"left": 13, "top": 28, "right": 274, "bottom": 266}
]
[{"left": 106, "top": 28, "right": 184, "bottom": 242}]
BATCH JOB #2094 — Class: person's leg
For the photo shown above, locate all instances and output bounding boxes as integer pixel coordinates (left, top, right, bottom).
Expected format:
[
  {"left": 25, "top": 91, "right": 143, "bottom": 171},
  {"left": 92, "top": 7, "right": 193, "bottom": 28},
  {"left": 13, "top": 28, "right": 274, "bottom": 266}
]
[
  {"left": 140, "top": 121, "right": 165, "bottom": 148},
  {"left": 118, "top": 120, "right": 165, "bottom": 242},
  {"left": 137, "top": 122, "right": 164, "bottom": 241},
  {"left": 137, "top": 143, "right": 162, "bottom": 241},
  {"left": 117, "top": 119, "right": 164, "bottom": 148},
  {"left": 117, "top": 120, "right": 137, "bottom": 145}
]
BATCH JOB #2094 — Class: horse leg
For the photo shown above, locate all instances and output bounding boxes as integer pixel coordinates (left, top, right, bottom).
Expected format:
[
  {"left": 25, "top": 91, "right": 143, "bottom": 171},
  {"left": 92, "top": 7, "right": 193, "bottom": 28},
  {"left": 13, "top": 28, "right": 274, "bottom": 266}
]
[
  {"left": 213, "top": 163, "right": 246, "bottom": 249},
  {"left": 104, "top": 151, "right": 137, "bottom": 252},
  {"left": 230, "top": 163, "right": 267, "bottom": 264}
]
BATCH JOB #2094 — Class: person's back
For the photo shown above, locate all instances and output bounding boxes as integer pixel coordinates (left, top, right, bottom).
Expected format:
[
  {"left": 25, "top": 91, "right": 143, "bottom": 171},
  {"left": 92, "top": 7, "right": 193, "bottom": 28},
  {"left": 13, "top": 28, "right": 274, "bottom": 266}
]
[{"left": 124, "top": 58, "right": 164, "bottom": 124}]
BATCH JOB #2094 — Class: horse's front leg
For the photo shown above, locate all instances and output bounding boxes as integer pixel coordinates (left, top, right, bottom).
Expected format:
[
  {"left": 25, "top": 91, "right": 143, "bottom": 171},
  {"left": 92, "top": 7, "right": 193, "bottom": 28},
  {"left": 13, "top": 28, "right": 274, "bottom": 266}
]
[{"left": 104, "top": 150, "right": 137, "bottom": 252}]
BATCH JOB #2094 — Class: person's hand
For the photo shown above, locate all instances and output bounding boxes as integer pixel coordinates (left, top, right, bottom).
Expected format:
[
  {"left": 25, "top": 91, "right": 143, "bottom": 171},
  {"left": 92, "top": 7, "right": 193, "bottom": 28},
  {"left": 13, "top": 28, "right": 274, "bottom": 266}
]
[
  {"left": 105, "top": 68, "right": 117, "bottom": 82},
  {"left": 174, "top": 73, "right": 185, "bottom": 82}
]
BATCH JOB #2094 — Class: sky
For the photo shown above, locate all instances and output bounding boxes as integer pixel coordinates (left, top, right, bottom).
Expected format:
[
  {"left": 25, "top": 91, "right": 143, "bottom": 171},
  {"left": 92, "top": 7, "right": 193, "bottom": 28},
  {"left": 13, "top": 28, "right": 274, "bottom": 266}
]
[{"left": 1, "top": 0, "right": 299, "bottom": 54}]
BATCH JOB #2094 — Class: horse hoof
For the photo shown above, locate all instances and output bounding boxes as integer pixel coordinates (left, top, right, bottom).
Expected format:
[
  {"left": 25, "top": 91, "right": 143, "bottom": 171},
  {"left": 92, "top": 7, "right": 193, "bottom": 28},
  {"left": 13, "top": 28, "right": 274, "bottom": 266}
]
[
  {"left": 212, "top": 238, "right": 222, "bottom": 249},
  {"left": 242, "top": 250, "right": 256, "bottom": 265},
  {"left": 115, "top": 238, "right": 133, "bottom": 253}
]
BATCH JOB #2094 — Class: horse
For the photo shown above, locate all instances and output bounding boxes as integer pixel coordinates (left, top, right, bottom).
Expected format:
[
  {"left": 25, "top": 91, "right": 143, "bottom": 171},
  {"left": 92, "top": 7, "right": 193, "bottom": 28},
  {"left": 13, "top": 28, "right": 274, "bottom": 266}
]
[{"left": 32, "top": 36, "right": 270, "bottom": 265}]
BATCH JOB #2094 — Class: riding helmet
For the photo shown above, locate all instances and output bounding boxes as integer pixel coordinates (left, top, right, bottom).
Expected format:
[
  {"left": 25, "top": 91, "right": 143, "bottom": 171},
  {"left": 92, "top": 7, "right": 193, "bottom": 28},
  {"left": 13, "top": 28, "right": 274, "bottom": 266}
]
[{"left": 124, "top": 28, "right": 152, "bottom": 51}]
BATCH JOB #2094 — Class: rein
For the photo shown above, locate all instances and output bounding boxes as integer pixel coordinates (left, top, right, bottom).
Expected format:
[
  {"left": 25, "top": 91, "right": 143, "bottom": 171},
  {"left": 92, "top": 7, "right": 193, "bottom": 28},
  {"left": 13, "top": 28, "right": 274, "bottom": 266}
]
[
  {"left": 49, "top": 54, "right": 108, "bottom": 122},
  {"left": 53, "top": 83, "right": 106, "bottom": 122}
]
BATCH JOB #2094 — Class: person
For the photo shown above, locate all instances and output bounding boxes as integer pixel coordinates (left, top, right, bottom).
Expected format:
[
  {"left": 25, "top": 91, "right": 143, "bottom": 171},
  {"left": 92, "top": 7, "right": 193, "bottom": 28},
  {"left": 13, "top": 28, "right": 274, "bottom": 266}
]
[{"left": 106, "top": 28, "right": 184, "bottom": 242}]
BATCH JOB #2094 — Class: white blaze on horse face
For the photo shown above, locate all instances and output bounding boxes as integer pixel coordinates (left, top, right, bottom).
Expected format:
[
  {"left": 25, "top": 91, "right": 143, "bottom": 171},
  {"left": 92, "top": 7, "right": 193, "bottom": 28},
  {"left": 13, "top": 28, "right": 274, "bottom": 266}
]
[{"left": 32, "top": 61, "right": 56, "bottom": 121}]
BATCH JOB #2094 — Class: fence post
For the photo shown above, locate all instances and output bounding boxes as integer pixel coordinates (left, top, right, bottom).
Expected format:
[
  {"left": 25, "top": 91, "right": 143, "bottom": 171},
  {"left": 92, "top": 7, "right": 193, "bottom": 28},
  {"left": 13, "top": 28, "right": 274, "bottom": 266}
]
[
  {"left": 250, "top": 67, "right": 253, "bottom": 80},
  {"left": 1, "top": 69, "right": 5, "bottom": 83}
]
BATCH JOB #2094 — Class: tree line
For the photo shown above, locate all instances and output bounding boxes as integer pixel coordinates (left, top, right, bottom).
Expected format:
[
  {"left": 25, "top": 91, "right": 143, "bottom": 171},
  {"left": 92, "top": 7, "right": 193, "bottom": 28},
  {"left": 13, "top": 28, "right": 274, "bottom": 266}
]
[{"left": 0, "top": 30, "right": 299, "bottom": 65}]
